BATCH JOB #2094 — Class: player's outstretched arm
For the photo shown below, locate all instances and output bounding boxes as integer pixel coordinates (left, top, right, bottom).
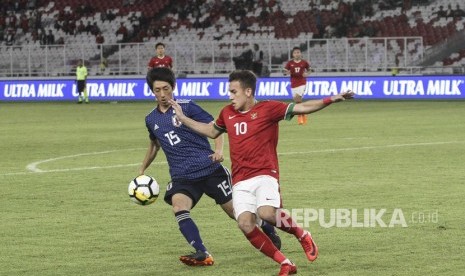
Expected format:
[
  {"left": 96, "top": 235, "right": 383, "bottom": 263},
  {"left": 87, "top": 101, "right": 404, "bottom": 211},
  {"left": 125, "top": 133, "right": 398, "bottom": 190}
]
[
  {"left": 293, "top": 90, "right": 355, "bottom": 115},
  {"left": 209, "top": 123, "right": 224, "bottom": 163},
  {"left": 139, "top": 139, "right": 161, "bottom": 175},
  {"left": 169, "top": 99, "right": 222, "bottom": 139}
]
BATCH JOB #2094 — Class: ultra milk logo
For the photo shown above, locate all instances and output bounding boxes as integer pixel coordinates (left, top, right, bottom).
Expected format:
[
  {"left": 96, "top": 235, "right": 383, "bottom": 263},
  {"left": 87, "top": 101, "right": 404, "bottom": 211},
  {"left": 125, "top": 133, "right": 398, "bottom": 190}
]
[
  {"left": 73, "top": 82, "right": 138, "bottom": 97},
  {"left": 179, "top": 81, "right": 212, "bottom": 96},
  {"left": 383, "top": 79, "right": 464, "bottom": 96},
  {"left": 256, "top": 81, "right": 289, "bottom": 96},
  {"left": 307, "top": 80, "right": 374, "bottom": 96},
  {"left": 4, "top": 83, "right": 66, "bottom": 98}
]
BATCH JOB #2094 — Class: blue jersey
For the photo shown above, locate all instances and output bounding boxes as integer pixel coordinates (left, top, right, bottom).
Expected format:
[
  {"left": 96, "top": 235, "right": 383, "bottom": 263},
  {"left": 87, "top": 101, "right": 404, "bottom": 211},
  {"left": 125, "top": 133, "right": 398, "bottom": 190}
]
[{"left": 145, "top": 100, "right": 220, "bottom": 181}]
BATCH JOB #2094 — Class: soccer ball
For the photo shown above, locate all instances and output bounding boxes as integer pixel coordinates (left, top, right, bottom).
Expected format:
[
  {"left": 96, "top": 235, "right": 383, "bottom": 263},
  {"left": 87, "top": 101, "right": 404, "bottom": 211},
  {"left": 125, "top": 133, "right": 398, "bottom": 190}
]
[{"left": 128, "top": 175, "right": 160, "bottom": 205}]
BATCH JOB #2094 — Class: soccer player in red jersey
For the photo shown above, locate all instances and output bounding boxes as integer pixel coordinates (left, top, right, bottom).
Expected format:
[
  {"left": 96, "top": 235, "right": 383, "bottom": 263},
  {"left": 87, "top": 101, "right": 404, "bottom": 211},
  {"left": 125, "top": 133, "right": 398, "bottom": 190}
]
[
  {"left": 147, "top": 42, "right": 173, "bottom": 70},
  {"left": 169, "top": 70, "right": 354, "bottom": 276},
  {"left": 284, "top": 47, "right": 311, "bottom": 125}
]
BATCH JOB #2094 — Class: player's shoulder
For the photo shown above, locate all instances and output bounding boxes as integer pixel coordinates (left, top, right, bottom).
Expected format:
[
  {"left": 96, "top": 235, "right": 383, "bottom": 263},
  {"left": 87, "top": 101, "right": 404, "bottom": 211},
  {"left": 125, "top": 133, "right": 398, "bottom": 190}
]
[
  {"left": 257, "top": 100, "right": 290, "bottom": 109},
  {"left": 145, "top": 107, "right": 158, "bottom": 121}
]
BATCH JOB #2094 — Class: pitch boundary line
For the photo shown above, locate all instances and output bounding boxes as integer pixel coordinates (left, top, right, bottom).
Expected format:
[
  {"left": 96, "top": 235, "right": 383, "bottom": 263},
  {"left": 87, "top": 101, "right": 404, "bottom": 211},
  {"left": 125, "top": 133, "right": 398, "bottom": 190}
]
[{"left": 0, "top": 141, "right": 461, "bottom": 176}]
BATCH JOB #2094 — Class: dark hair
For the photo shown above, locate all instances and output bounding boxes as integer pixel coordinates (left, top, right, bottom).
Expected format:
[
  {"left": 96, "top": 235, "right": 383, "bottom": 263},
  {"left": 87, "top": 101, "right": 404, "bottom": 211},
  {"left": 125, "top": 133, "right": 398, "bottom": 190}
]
[
  {"left": 291, "top": 46, "right": 301, "bottom": 54},
  {"left": 155, "top": 42, "right": 165, "bottom": 48},
  {"left": 228, "top": 70, "right": 257, "bottom": 96},
  {"left": 146, "top": 67, "right": 175, "bottom": 92}
]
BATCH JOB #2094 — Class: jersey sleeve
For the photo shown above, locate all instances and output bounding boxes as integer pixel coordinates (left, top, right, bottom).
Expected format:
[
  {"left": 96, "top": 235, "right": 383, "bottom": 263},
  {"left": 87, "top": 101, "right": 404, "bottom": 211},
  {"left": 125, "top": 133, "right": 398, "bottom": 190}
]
[
  {"left": 145, "top": 117, "right": 156, "bottom": 141},
  {"left": 147, "top": 58, "right": 154, "bottom": 67},
  {"left": 168, "top": 56, "right": 173, "bottom": 68},
  {"left": 305, "top": 60, "right": 311, "bottom": 71},
  {"left": 214, "top": 108, "right": 227, "bottom": 133},
  {"left": 186, "top": 100, "right": 214, "bottom": 123},
  {"left": 267, "top": 101, "right": 295, "bottom": 122},
  {"left": 284, "top": 61, "right": 290, "bottom": 70}
]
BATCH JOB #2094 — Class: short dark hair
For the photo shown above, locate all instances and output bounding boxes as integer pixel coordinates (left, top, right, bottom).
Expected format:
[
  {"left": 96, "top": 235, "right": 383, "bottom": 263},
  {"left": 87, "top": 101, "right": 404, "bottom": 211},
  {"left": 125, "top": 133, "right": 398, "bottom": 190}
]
[
  {"left": 146, "top": 67, "right": 175, "bottom": 92},
  {"left": 155, "top": 42, "right": 165, "bottom": 48},
  {"left": 291, "top": 46, "right": 301, "bottom": 54},
  {"left": 229, "top": 70, "right": 257, "bottom": 96}
]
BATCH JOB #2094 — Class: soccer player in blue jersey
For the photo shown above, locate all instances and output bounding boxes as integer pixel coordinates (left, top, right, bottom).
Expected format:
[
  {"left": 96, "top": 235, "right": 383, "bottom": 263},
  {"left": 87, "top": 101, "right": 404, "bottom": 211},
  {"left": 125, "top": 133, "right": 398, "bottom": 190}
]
[{"left": 139, "top": 67, "right": 281, "bottom": 266}]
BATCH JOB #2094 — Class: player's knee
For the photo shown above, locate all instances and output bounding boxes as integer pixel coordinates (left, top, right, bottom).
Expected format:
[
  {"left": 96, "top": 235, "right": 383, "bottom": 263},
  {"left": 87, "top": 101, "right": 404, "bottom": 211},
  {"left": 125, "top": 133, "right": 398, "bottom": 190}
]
[
  {"left": 237, "top": 214, "right": 256, "bottom": 233},
  {"left": 171, "top": 194, "right": 193, "bottom": 213},
  {"left": 257, "top": 207, "right": 277, "bottom": 224}
]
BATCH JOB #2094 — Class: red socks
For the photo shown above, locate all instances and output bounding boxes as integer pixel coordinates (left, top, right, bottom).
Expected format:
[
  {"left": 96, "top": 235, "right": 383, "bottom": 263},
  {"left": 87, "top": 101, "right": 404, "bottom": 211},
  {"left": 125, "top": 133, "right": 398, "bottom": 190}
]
[
  {"left": 245, "top": 226, "right": 286, "bottom": 264},
  {"left": 275, "top": 210, "right": 304, "bottom": 238}
]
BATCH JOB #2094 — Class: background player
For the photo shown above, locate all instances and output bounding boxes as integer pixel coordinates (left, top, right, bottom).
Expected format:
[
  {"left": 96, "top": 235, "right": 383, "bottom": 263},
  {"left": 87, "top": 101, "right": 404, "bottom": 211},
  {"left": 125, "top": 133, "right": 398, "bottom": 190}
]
[
  {"left": 283, "top": 47, "right": 311, "bottom": 125},
  {"left": 76, "top": 59, "right": 88, "bottom": 104},
  {"left": 147, "top": 42, "right": 173, "bottom": 71},
  {"left": 169, "top": 70, "right": 354, "bottom": 276},
  {"left": 140, "top": 67, "right": 280, "bottom": 266}
]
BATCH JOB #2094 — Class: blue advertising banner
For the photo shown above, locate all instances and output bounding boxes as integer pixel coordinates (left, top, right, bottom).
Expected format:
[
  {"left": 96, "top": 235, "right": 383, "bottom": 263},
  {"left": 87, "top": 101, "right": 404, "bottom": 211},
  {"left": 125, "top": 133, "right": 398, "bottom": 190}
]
[{"left": 1, "top": 75, "right": 464, "bottom": 101}]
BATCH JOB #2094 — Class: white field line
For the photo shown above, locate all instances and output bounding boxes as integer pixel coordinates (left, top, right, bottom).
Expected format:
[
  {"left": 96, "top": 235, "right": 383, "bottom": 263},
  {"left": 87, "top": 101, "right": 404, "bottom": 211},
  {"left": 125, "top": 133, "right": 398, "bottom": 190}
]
[
  {"left": 279, "top": 141, "right": 462, "bottom": 155},
  {"left": 0, "top": 141, "right": 462, "bottom": 177}
]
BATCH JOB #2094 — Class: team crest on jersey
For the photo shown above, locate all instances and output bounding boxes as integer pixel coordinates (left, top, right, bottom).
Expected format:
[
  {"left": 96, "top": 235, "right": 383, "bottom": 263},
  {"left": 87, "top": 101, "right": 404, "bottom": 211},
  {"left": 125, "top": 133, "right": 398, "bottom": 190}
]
[
  {"left": 172, "top": 115, "right": 182, "bottom": 127},
  {"left": 251, "top": 112, "right": 258, "bottom": 120}
]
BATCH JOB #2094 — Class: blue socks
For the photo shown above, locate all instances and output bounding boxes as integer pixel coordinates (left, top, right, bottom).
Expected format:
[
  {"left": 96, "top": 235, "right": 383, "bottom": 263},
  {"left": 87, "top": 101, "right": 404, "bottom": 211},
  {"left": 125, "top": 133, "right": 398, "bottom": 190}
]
[
  {"left": 175, "top": 210, "right": 207, "bottom": 253},
  {"left": 261, "top": 221, "right": 276, "bottom": 236}
]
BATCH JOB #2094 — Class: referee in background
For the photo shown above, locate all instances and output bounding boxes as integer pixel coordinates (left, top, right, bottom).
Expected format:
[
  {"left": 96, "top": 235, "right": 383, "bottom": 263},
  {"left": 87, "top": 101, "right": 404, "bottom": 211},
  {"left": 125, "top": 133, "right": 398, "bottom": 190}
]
[{"left": 76, "top": 59, "right": 89, "bottom": 104}]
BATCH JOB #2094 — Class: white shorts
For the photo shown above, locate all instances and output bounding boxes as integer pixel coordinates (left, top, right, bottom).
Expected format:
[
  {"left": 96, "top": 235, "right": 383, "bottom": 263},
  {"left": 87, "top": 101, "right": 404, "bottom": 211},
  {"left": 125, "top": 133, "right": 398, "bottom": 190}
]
[
  {"left": 291, "top": 85, "right": 306, "bottom": 97},
  {"left": 232, "top": 175, "right": 281, "bottom": 220}
]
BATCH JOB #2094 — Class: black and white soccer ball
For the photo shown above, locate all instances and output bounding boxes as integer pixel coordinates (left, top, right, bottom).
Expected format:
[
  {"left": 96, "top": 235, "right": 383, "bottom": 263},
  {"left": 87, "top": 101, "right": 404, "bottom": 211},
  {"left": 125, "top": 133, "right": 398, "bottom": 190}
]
[{"left": 128, "top": 175, "right": 160, "bottom": 205}]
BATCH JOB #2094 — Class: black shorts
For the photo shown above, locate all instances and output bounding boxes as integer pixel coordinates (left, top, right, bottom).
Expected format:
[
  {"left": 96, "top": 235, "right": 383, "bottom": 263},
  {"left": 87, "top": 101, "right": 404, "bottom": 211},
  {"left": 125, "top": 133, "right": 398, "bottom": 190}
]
[
  {"left": 77, "top": 80, "right": 86, "bottom": 92},
  {"left": 164, "top": 166, "right": 233, "bottom": 207}
]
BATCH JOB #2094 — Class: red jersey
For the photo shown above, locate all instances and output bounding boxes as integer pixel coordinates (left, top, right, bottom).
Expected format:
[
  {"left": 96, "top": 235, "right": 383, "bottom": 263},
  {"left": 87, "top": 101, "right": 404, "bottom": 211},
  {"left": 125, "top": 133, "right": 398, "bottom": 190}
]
[
  {"left": 285, "top": 59, "right": 310, "bottom": 88},
  {"left": 215, "top": 101, "right": 294, "bottom": 185},
  {"left": 147, "top": 55, "right": 173, "bottom": 69}
]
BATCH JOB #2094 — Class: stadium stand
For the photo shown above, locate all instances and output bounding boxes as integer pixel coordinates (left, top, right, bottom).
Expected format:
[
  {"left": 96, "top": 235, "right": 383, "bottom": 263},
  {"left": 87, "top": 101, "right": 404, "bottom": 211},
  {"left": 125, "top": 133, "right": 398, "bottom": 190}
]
[{"left": 0, "top": 0, "right": 464, "bottom": 77}]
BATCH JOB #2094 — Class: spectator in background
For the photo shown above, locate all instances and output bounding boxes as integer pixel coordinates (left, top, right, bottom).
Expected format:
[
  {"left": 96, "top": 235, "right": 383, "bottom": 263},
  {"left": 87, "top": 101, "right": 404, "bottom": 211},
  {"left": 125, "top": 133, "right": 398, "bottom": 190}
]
[
  {"left": 5, "top": 27, "right": 15, "bottom": 46},
  {"left": 96, "top": 32, "right": 104, "bottom": 49},
  {"left": 237, "top": 17, "right": 249, "bottom": 34},
  {"left": 273, "top": 5, "right": 286, "bottom": 20},
  {"left": 453, "top": 4, "right": 465, "bottom": 18},
  {"left": 85, "top": 21, "right": 92, "bottom": 34},
  {"left": 116, "top": 22, "right": 128, "bottom": 42},
  {"left": 107, "top": 10, "right": 116, "bottom": 21},
  {"left": 446, "top": 4, "right": 454, "bottom": 18},
  {"left": 251, "top": 44, "right": 264, "bottom": 76},
  {"left": 56, "top": 36, "right": 65, "bottom": 45},
  {"left": 212, "top": 25, "right": 224, "bottom": 41},
  {"left": 46, "top": 29, "right": 55, "bottom": 45},
  {"left": 99, "top": 58, "right": 108, "bottom": 75},
  {"left": 258, "top": 7, "right": 270, "bottom": 23},
  {"left": 434, "top": 6, "right": 447, "bottom": 18},
  {"left": 74, "top": 20, "right": 83, "bottom": 34},
  {"left": 233, "top": 48, "right": 253, "bottom": 70},
  {"left": 39, "top": 28, "right": 47, "bottom": 45},
  {"left": 90, "top": 22, "right": 100, "bottom": 36},
  {"left": 147, "top": 42, "right": 173, "bottom": 71}
]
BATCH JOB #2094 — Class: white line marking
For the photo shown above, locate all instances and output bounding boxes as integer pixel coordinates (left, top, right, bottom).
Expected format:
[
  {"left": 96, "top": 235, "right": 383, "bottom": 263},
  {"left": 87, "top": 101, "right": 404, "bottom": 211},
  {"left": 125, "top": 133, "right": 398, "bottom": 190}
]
[
  {"left": 26, "top": 148, "right": 146, "bottom": 172},
  {"left": 0, "top": 141, "right": 462, "bottom": 176},
  {"left": 280, "top": 141, "right": 462, "bottom": 155}
]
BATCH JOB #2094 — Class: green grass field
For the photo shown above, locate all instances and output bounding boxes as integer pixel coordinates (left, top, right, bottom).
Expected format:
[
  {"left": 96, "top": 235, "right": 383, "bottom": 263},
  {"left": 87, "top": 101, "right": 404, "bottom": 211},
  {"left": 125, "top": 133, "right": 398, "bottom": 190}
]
[{"left": 1, "top": 100, "right": 464, "bottom": 276}]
